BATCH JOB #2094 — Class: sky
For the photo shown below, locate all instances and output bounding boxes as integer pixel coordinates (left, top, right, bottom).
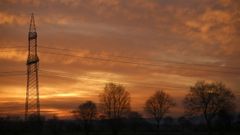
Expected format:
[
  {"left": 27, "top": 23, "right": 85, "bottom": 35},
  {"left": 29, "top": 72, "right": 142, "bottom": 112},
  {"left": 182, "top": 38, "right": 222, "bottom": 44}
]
[{"left": 0, "top": 0, "right": 240, "bottom": 119}]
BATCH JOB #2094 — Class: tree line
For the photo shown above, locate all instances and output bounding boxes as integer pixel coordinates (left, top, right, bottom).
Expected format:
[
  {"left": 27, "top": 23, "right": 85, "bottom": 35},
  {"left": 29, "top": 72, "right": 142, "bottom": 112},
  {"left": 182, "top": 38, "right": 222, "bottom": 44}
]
[
  {"left": 71, "top": 81, "right": 236, "bottom": 135},
  {"left": 0, "top": 81, "right": 239, "bottom": 135}
]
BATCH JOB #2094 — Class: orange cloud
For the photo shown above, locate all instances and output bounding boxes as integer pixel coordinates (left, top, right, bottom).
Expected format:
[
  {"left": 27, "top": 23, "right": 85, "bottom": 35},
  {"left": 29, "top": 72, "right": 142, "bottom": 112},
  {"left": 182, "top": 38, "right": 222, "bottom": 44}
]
[
  {"left": 0, "top": 12, "right": 28, "bottom": 25},
  {"left": 0, "top": 49, "right": 26, "bottom": 62}
]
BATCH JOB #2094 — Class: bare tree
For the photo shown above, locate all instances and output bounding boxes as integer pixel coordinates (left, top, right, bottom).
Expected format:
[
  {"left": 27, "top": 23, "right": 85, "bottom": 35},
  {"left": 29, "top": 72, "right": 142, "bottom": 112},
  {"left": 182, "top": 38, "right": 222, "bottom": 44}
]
[
  {"left": 145, "top": 90, "right": 175, "bottom": 129},
  {"left": 73, "top": 101, "right": 97, "bottom": 135},
  {"left": 183, "top": 81, "right": 235, "bottom": 129},
  {"left": 99, "top": 83, "right": 131, "bottom": 135}
]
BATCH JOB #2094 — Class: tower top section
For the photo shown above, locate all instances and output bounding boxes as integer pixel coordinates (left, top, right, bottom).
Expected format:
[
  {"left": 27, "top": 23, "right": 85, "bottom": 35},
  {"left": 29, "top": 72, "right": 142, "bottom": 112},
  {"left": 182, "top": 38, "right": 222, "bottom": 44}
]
[
  {"left": 29, "top": 13, "right": 36, "bottom": 33},
  {"left": 28, "top": 13, "right": 37, "bottom": 40},
  {"left": 27, "top": 13, "right": 39, "bottom": 65}
]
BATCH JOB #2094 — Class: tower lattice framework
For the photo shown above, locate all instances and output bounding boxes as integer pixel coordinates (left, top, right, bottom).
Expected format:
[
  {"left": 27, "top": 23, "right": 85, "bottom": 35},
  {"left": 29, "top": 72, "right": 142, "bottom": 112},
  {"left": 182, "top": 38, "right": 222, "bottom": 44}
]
[{"left": 25, "top": 13, "right": 40, "bottom": 120}]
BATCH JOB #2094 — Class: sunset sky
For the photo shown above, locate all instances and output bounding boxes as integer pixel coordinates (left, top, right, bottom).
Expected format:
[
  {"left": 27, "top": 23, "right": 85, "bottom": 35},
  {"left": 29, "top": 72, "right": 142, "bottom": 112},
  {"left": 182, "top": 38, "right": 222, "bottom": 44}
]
[{"left": 0, "top": 0, "right": 240, "bottom": 119}]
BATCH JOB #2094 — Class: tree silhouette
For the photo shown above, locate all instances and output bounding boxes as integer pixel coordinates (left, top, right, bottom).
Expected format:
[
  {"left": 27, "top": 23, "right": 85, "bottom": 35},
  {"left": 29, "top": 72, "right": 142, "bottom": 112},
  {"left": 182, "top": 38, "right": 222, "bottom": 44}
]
[
  {"left": 163, "top": 116, "right": 174, "bottom": 127},
  {"left": 25, "top": 114, "right": 45, "bottom": 134},
  {"left": 183, "top": 81, "right": 235, "bottom": 130},
  {"left": 99, "top": 83, "right": 131, "bottom": 135},
  {"left": 216, "top": 108, "right": 235, "bottom": 131},
  {"left": 128, "top": 111, "right": 145, "bottom": 133},
  {"left": 73, "top": 101, "right": 97, "bottom": 135},
  {"left": 145, "top": 90, "right": 175, "bottom": 129},
  {"left": 48, "top": 115, "right": 61, "bottom": 135},
  {"left": 177, "top": 116, "right": 192, "bottom": 131}
]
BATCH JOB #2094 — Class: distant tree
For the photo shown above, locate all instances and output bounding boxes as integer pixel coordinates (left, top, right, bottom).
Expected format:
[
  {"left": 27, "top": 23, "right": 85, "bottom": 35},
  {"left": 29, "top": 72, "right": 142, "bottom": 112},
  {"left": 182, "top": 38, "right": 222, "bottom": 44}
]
[
  {"left": 215, "top": 109, "right": 235, "bottom": 130},
  {"left": 177, "top": 116, "right": 192, "bottom": 130},
  {"left": 163, "top": 116, "right": 174, "bottom": 127},
  {"left": 99, "top": 83, "right": 131, "bottom": 135},
  {"left": 183, "top": 81, "right": 235, "bottom": 129},
  {"left": 48, "top": 115, "right": 61, "bottom": 135},
  {"left": 145, "top": 90, "right": 175, "bottom": 129},
  {"left": 128, "top": 111, "right": 145, "bottom": 133},
  {"left": 237, "top": 113, "right": 240, "bottom": 124},
  {"left": 25, "top": 114, "right": 45, "bottom": 134},
  {"left": 0, "top": 116, "right": 24, "bottom": 134},
  {"left": 73, "top": 101, "right": 97, "bottom": 135}
]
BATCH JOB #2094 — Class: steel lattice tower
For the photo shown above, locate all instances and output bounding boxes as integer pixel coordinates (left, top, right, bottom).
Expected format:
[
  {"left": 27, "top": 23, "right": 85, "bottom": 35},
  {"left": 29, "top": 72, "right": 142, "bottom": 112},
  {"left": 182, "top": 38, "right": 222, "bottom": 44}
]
[{"left": 25, "top": 13, "right": 40, "bottom": 120}]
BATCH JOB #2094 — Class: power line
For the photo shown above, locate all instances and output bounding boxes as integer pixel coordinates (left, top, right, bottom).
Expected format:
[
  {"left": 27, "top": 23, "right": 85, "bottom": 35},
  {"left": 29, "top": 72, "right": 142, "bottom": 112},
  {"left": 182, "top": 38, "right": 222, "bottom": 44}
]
[
  {"left": 39, "top": 69, "right": 163, "bottom": 87},
  {"left": 0, "top": 71, "right": 25, "bottom": 74},
  {"left": 1, "top": 47, "right": 240, "bottom": 75},
  {"left": 1, "top": 45, "right": 240, "bottom": 70},
  {"left": 38, "top": 50, "right": 240, "bottom": 75},
  {"left": 0, "top": 74, "right": 26, "bottom": 77},
  {"left": 0, "top": 46, "right": 25, "bottom": 48},
  {"left": 39, "top": 46, "right": 240, "bottom": 70},
  {"left": 38, "top": 72, "right": 186, "bottom": 90},
  {"left": 0, "top": 71, "right": 26, "bottom": 76},
  {"left": 0, "top": 49, "right": 26, "bottom": 53},
  {"left": 0, "top": 69, "right": 186, "bottom": 90},
  {"left": 1, "top": 48, "right": 239, "bottom": 75}
]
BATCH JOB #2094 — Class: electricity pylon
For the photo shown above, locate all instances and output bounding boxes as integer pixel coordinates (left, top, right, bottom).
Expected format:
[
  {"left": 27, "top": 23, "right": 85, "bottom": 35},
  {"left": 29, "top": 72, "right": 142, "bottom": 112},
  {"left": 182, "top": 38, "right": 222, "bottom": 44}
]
[{"left": 25, "top": 13, "right": 40, "bottom": 120}]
